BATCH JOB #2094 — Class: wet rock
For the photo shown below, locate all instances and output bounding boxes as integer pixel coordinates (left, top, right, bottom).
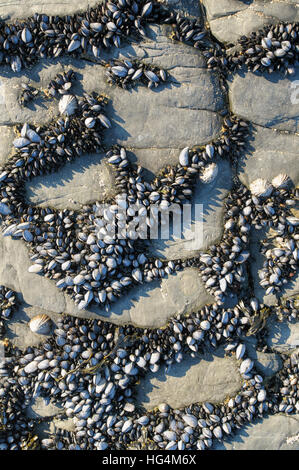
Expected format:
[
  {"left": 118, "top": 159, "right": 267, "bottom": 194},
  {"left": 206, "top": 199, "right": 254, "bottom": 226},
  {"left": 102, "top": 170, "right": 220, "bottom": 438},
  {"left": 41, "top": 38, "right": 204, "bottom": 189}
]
[{"left": 26, "top": 396, "right": 62, "bottom": 419}]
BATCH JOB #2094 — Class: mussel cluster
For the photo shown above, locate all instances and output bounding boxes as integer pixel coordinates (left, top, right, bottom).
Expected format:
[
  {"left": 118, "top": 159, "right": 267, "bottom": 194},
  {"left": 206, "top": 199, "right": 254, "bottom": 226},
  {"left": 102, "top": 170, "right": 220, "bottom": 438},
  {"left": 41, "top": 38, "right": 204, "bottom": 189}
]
[{"left": 0, "top": 286, "right": 17, "bottom": 339}]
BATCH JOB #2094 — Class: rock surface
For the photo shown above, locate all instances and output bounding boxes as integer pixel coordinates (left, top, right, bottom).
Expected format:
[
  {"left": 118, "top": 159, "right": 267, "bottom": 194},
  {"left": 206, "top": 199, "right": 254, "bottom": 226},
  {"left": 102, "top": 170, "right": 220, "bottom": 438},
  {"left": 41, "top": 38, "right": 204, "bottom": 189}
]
[
  {"left": 0, "top": 0, "right": 297, "bottom": 453},
  {"left": 0, "top": 24, "right": 223, "bottom": 326},
  {"left": 239, "top": 125, "right": 299, "bottom": 188},
  {"left": 229, "top": 70, "right": 299, "bottom": 133},
  {"left": 26, "top": 396, "right": 62, "bottom": 420},
  {"left": 0, "top": 232, "right": 214, "bottom": 328},
  {"left": 0, "top": 0, "right": 100, "bottom": 21},
  {"left": 26, "top": 153, "right": 115, "bottom": 210},
  {"left": 266, "top": 318, "right": 299, "bottom": 353},
  {"left": 137, "top": 347, "right": 242, "bottom": 410},
  {"left": 215, "top": 414, "right": 299, "bottom": 450},
  {"left": 203, "top": 0, "right": 299, "bottom": 43}
]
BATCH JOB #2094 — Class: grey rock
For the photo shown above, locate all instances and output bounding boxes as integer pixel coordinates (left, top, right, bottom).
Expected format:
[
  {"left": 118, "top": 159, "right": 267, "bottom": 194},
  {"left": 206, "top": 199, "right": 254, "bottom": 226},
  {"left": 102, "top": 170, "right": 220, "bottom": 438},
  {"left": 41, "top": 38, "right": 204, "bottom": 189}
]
[
  {"left": 0, "top": 126, "right": 15, "bottom": 165},
  {"left": 238, "top": 125, "right": 299, "bottom": 188},
  {"left": 215, "top": 415, "right": 299, "bottom": 450},
  {"left": 0, "top": 25, "right": 223, "bottom": 328},
  {"left": 204, "top": 0, "right": 299, "bottom": 43},
  {"left": 164, "top": 0, "right": 202, "bottom": 18},
  {"left": 6, "top": 305, "right": 60, "bottom": 350},
  {"left": 136, "top": 347, "right": 241, "bottom": 410},
  {"left": 0, "top": 0, "right": 99, "bottom": 21},
  {"left": 0, "top": 223, "right": 213, "bottom": 327},
  {"left": 202, "top": 0, "right": 249, "bottom": 21},
  {"left": 266, "top": 317, "right": 299, "bottom": 353},
  {"left": 26, "top": 396, "right": 62, "bottom": 419},
  {"left": 255, "top": 352, "right": 283, "bottom": 378},
  {"left": 26, "top": 153, "right": 115, "bottom": 210},
  {"left": 229, "top": 70, "right": 299, "bottom": 133}
]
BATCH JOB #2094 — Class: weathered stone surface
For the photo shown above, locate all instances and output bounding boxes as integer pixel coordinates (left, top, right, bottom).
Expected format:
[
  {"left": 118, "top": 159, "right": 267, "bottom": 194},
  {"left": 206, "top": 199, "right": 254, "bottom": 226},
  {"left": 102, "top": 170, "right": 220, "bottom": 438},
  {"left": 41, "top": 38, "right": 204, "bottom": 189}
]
[
  {"left": 0, "top": 125, "right": 15, "bottom": 165},
  {"left": 0, "top": 234, "right": 67, "bottom": 314},
  {"left": 243, "top": 336, "right": 283, "bottom": 377},
  {"left": 229, "top": 70, "right": 299, "bottom": 133},
  {"left": 215, "top": 414, "right": 299, "bottom": 450},
  {"left": 136, "top": 347, "right": 242, "bottom": 410},
  {"left": 266, "top": 317, "right": 299, "bottom": 353},
  {"left": 202, "top": 0, "right": 249, "bottom": 21},
  {"left": 203, "top": 0, "right": 299, "bottom": 43},
  {"left": 238, "top": 125, "right": 299, "bottom": 188},
  {"left": 0, "top": 0, "right": 99, "bottom": 21},
  {"left": 26, "top": 153, "right": 115, "bottom": 210},
  {"left": 144, "top": 159, "right": 232, "bottom": 259},
  {"left": 50, "top": 418, "right": 76, "bottom": 433},
  {"left": 26, "top": 397, "right": 62, "bottom": 420},
  {"left": 6, "top": 304, "right": 61, "bottom": 350},
  {"left": 255, "top": 351, "right": 283, "bottom": 378}
]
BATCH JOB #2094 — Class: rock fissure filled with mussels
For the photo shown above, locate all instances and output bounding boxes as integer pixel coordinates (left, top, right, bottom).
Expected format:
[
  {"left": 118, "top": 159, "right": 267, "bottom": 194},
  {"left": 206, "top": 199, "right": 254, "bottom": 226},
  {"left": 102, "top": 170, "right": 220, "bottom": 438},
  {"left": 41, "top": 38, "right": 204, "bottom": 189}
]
[{"left": 0, "top": 0, "right": 298, "bottom": 452}]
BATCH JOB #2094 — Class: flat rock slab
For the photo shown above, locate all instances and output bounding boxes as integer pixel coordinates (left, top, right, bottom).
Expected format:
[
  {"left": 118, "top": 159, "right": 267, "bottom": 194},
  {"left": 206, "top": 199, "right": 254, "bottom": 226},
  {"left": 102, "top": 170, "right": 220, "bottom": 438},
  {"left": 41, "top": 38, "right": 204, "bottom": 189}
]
[
  {"left": 0, "top": 125, "right": 15, "bottom": 166},
  {"left": 6, "top": 304, "right": 61, "bottom": 350},
  {"left": 266, "top": 317, "right": 299, "bottom": 353},
  {"left": 203, "top": 0, "right": 299, "bottom": 43},
  {"left": 136, "top": 347, "right": 242, "bottom": 410},
  {"left": 239, "top": 125, "right": 299, "bottom": 188},
  {"left": 229, "top": 70, "right": 299, "bottom": 133},
  {"left": 215, "top": 414, "right": 299, "bottom": 450},
  {"left": 144, "top": 159, "right": 232, "bottom": 259},
  {"left": 64, "top": 267, "right": 214, "bottom": 329},
  {"left": 26, "top": 153, "right": 115, "bottom": 210},
  {"left": 26, "top": 396, "right": 62, "bottom": 420},
  {"left": 0, "top": 0, "right": 99, "bottom": 21},
  {"left": 245, "top": 343, "right": 283, "bottom": 377}
]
